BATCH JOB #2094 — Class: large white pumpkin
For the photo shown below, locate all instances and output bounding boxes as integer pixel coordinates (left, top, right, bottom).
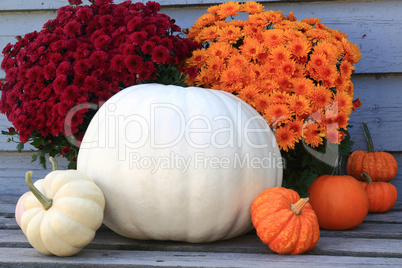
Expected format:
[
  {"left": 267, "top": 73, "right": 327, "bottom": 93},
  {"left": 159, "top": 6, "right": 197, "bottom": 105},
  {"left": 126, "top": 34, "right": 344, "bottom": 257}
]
[{"left": 77, "top": 83, "right": 282, "bottom": 243}]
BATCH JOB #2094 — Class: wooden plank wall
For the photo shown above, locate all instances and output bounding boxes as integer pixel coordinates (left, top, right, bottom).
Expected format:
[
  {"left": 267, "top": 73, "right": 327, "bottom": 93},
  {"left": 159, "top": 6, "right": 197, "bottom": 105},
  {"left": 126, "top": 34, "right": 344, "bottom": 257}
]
[{"left": 0, "top": 0, "right": 401, "bottom": 202}]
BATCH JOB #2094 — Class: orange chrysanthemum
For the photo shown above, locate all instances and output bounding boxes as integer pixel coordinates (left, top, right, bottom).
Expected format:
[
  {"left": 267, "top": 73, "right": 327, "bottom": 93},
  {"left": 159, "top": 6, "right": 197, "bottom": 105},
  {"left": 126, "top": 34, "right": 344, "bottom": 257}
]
[
  {"left": 292, "top": 77, "right": 314, "bottom": 96},
  {"left": 200, "top": 26, "right": 219, "bottom": 42},
  {"left": 325, "top": 124, "right": 342, "bottom": 144},
  {"left": 216, "top": 1, "right": 241, "bottom": 19},
  {"left": 275, "top": 125, "right": 298, "bottom": 152},
  {"left": 263, "top": 29, "right": 286, "bottom": 47},
  {"left": 288, "top": 38, "right": 312, "bottom": 58},
  {"left": 302, "top": 122, "right": 323, "bottom": 147},
  {"left": 288, "top": 119, "right": 303, "bottom": 141},
  {"left": 255, "top": 94, "right": 270, "bottom": 114},
  {"left": 207, "top": 42, "right": 233, "bottom": 59},
  {"left": 332, "top": 91, "right": 354, "bottom": 115},
  {"left": 187, "top": 49, "right": 208, "bottom": 68},
  {"left": 205, "top": 57, "right": 225, "bottom": 78},
  {"left": 270, "top": 45, "right": 291, "bottom": 62},
  {"left": 218, "top": 25, "right": 242, "bottom": 44},
  {"left": 288, "top": 95, "right": 312, "bottom": 118},
  {"left": 264, "top": 103, "right": 292, "bottom": 126},
  {"left": 238, "top": 84, "right": 260, "bottom": 106},
  {"left": 242, "top": 1, "right": 264, "bottom": 14},
  {"left": 309, "top": 86, "right": 333, "bottom": 111},
  {"left": 241, "top": 37, "right": 265, "bottom": 60},
  {"left": 185, "top": 1, "right": 362, "bottom": 158},
  {"left": 220, "top": 66, "right": 243, "bottom": 86},
  {"left": 280, "top": 60, "right": 296, "bottom": 77}
]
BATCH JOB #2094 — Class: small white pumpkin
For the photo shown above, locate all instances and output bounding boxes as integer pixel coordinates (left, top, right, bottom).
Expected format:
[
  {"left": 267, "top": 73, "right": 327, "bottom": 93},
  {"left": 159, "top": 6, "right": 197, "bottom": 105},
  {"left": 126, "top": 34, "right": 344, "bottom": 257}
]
[
  {"left": 77, "top": 84, "right": 282, "bottom": 243},
  {"left": 20, "top": 157, "right": 105, "bottom": 256}
]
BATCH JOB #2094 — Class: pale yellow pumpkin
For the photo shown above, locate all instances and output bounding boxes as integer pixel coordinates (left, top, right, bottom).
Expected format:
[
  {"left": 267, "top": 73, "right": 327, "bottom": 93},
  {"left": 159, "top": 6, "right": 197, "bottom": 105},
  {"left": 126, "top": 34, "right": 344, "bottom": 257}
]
[{"left": 20, "top": 157, "right": 105, "bottom": 256}]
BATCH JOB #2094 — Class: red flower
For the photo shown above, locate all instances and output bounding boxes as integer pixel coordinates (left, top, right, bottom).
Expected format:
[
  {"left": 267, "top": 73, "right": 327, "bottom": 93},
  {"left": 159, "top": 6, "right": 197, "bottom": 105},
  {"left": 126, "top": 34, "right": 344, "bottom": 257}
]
[
  {"left": 8, "top": 127, "right": 15, "bottom": 134},
  {"left": 124, "top": 55, "right": 144, "bottom": 73},
  {"left": 151, "top": 45, "right": 170, "bottom": 64},
  {"left": 89, "top": 50, "right": 108, "bottom": 67},
  {"left": 53, "top": 75, "right": 68, "bottom": 93},
  {"left": 111, "top": 54, "right": 125, "bottom": 71},
  {"left": 62, "top": 146, "right": 72, "bottom": 155},
  {"left": 129, "top": 31, "right": 148, "bottom": 45},
  {"left": 141, "top": 41, "right": 155, "bottom": 54},
  {"left": 64, "top": 21, "right": 81, "bottom": 37}
]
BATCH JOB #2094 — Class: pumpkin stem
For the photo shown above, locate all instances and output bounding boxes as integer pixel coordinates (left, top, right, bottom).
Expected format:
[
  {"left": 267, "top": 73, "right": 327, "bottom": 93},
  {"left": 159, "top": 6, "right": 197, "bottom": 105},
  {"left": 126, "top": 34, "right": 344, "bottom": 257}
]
[
  {"left": 290, "top": 197, "right": 309, "bottom": 215},
  {"left": 361, "top": 121, "right": 374, "bottom": 153},
  {"left": 360, "top": 172, "right": 373, "bottom": 184},
  {"left": 49, "top": 156, "right": 58, "bottom": 171},
  {"left": 25, "top": 171, "right": 53, "bottom": 210}
]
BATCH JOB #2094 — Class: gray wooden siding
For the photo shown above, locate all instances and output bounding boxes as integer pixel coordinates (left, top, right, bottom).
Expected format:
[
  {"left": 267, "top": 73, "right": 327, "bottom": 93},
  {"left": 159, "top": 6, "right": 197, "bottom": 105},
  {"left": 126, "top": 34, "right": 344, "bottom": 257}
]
[{"left": 0, "top": 0, "right": 401, "bottom": 201}]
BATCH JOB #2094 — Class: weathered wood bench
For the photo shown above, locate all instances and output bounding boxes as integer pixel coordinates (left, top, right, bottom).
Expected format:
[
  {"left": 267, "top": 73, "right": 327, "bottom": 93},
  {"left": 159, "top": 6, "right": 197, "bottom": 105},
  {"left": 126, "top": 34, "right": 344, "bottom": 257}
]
[
  {"left": 1, "top": 195, "right": 402, "bottom": 267},
  {"left": 1, "top": 153, "right": 401, "bottom": 267}
]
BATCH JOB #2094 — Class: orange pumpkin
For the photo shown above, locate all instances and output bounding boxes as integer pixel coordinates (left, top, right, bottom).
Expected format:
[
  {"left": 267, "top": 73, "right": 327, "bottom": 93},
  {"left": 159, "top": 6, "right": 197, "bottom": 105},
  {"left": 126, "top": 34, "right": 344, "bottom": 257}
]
[
  {"left": 347, "top": 121, "right": 398, "bottom": 182},
  {"left": 251, "top": 187, "right": 320, "bottom": 255},
  {"left": 308, "top": 175, "right": 369, "bottom": 230},
  {"left": 360, "top": 173, "right": 398, "bottom": 213}
]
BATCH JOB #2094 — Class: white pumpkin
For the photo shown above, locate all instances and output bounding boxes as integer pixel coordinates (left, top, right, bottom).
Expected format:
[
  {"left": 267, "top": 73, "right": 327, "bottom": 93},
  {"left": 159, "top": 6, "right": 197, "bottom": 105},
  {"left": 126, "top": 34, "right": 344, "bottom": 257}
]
[
  {"left": 20, "top": 158, "right": 105, "bottom": 256},
  {"left": 77, "top": 83, "right": 282, "bottom": 243}
]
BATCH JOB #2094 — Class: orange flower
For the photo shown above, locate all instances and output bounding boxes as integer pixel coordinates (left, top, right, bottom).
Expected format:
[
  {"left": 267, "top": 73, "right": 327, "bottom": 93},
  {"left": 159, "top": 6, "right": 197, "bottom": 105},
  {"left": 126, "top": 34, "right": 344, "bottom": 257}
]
[
  {"left": 207, "top": 42, "right": 233, "bottom": 59},
  {"left": 292, "top": 77, "right": 314, "bottom": 96},
  {"left": 255, "top": 93, "right": 270, "bottom": 114},
  {"left": 194, "top": 67, "right": 214, "bottom": 87},
  {"left": 227, "top": 53, "right": 248, "bottom": 67},
  {"left": 206, "top": 57, "right": 225, "bottom": 78},
  {"left": 313, "top": 42, "right": 339, "bottom": 64},
  {"left": 308, "top": 53, "right": 327, "bottom": 70},
  {"left": 302, "top": 122, "right": 323, "bottom": 147},
  {"left": 187, "top": 49, "right": 208, "bottom": 68},
  {"left": 216, "top": 1, "right": 241, "bottom": 19},
  {"left": 301, "top": 17, "right": 321, "bottom": 25},
  {"left": 263, "top": 29, "right": 286, "bottom": 47},
  {"left": 277, "top": 75, "right": 293, "bottom": 92},
  {"left": 280, "top": 60, "right": 296, "bottom": 77},
  {"left": 332, "top": 91, "right": 354, "bottom": 115},
  {"left": 238, "top": 84, "right": 260, "bottom": 106},
  {"left": 220, "top": 65, "right": 243, "bottom": 86},
  {"left": 269, "top": 90, "right": 290, "bottom": 104},
  {"left": 288, "top": 119, "right": 303, "bottom": 141},
  {"left": 288, "top": 95, "right": 312, "bottom": 119},
  {"left": 309, "top": 86, "right": 333, "bottom": 111},
  {"left": 218, "top": 25, "right": 242, "bottom": 44},
  {"left": 264, "top": 103, "right": 292, "bottom": 127},
  {"left": 275, "top": 125, "right": 298, "bottom": 152},
  {"left": 288, "top": 37, "right": 311, "bottom": 58},
  {"left": 270, "top": 45, "right": 291, "bottom": 62},
  {"left": 340, "top": 60, "right": 354, "bottom": 78},
  {"left": 200, "top": 25, "right": 219, "bottom": 42},
  {"left": 242, "top": 68, "right": 257, "bottom": 86},
  {"left": 258, "top": 79, "right": 279, "bottom": 93},
  {"left": 241, "top": 37, "right": 266, "bottom": 60},
  {"left": 243, "top": 24, "right": 265, "bottom": 40},
  {"left": 305, "top": 28, "right": 331, "bottom": 41},
  {"left": 185, "top": 1, "right": 362, "bottom": 156},
  {"left": 242, "top": 1, "right": 264, "bottom": 14},
  {"left": 325, "top": 124, "right": 342, "bottom": 144}
]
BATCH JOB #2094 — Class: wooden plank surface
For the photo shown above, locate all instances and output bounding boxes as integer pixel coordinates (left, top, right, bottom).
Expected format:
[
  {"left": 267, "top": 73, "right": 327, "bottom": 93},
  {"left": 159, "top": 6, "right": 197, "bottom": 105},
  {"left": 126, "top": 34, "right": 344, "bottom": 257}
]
[{"left": 1, "top": 193, "right": 402, "bottom": 267}]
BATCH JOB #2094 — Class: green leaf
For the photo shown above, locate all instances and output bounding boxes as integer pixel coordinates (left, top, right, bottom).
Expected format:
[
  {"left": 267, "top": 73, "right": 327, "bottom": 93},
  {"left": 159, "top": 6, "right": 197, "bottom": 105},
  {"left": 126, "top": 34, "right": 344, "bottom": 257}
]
[
  {"left": 31, "top": 153, "right": 38, "bottom": 162},
  {"left": 16, "top": 142, "right": 24, "bottom": 152}
]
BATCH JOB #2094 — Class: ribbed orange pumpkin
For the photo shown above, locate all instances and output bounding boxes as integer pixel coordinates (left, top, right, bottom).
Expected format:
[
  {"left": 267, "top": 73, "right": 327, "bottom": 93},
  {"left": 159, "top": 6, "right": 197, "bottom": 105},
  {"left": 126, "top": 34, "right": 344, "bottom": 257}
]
[
  {"left": 251, "top": 187, "right": 320, "bottom": 255},
  {"left": 308, "top": 174, "right": 369, "bottom": 230},
  {"left": 347, "top": 121, "right": 398, "bottom": 182},
  {"left": 360, "top": 173, "right": 398, "bottom": 213}
]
